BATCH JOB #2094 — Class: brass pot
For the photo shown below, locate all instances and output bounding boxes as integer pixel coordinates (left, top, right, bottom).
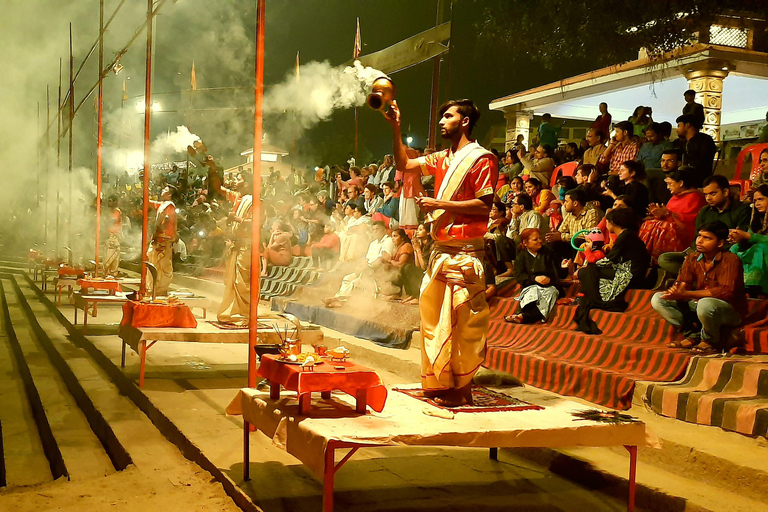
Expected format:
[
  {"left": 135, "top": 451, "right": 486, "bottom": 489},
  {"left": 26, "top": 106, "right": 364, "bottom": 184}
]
[{"left": 366, "top": 77, "right": 396, "bottom": 111}]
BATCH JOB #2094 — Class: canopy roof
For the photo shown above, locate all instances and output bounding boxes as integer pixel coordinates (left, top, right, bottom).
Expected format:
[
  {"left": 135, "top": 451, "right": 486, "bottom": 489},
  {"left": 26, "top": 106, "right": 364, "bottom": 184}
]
[{"left": 489, "top": 44, "right": 768, "bottom": 126}]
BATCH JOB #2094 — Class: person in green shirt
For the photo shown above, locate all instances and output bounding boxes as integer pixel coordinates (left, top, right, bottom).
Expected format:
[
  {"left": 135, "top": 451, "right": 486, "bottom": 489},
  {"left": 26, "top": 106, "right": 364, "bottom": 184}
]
[
  {"left": 729, "top": 184, "right": 768, "bottom": 296},
  {"left": 537, "top": 113, "right": 560, "bottom": 148}
]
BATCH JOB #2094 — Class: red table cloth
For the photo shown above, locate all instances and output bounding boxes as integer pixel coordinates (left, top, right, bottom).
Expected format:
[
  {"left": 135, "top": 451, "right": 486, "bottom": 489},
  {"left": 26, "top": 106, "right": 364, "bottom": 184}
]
[
  {"left": 258, "top": 354, "right": 387, "bottom": 412},
  {"left": 58, "top": 265, "right": 85, "bottom": 277},
  {"left": 78, "top": 278, "right": 122, "bottom": 294},
  {"left": 120, "top": 301, "right": 197, "bottom": 328}
]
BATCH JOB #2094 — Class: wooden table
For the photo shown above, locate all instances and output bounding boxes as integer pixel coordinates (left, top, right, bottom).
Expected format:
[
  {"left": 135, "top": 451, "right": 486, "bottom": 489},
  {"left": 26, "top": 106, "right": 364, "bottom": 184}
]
[
  {"left": 258, "top": 354, "right": 387, "bottom": 415},
  {"left": 73, "top": 292, "right": 212, "bottom": 334},
  {"left": 118, "top": 313, "right": 307, "bottom": 387},
  {"left": 229, "top": 388, "right": 658, "bottom": 512}
]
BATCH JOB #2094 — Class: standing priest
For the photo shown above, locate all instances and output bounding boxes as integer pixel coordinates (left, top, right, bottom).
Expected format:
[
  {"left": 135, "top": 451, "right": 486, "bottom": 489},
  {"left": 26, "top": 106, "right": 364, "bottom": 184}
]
[{"left": 382, "top": 98, "right": 497, "bottom": 406}]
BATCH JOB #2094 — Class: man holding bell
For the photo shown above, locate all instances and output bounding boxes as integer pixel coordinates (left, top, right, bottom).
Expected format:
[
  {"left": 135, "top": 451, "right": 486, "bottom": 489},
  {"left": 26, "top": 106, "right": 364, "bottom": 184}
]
[{"left": 382, "top": 99, "right": 497, "bottom": 406}]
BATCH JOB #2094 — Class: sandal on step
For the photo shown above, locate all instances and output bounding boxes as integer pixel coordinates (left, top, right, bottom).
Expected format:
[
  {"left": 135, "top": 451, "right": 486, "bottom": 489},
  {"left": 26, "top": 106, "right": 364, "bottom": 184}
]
[
  {"left": 504, "top": 314, "right": 523, "bottom": 324},
  {"left": 679, "top": 338, "right": 699, "bottom": 349},
  {"left": 691, "top": 341, "right": 718, "bottom": 355},
  {"left": 666, "top": 339, "right": 686, "bottom": 348}
]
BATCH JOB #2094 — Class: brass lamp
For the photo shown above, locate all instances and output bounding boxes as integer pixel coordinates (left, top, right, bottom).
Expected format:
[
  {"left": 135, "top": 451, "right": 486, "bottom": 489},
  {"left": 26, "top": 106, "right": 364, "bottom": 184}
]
[{"left": 366, "top": 77, "right": 396, "bottom": 111}]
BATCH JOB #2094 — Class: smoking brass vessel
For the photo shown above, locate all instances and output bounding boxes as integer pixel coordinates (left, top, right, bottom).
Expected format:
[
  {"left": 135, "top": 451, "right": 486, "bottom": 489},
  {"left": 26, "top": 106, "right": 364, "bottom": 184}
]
[{"left": 366, "top": 77, "right": 396, "bottom": 111}]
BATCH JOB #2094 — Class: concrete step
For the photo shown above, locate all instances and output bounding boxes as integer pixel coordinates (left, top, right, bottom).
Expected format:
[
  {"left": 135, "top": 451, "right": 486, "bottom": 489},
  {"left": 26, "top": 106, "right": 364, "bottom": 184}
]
[
  {"left": 1, "top": 277, "right": 115, "bottom": 482},
  {"left": 0, "top": 288, "right": 51, "bottom": 487},
  {"left": 13, "top": 275, "right": 201, "bottom": 474}
]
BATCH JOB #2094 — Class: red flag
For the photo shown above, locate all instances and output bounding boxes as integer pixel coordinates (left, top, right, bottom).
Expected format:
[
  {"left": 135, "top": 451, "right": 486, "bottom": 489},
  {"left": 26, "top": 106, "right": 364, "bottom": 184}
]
[
  {"left": 191, "top": 61, "right": 197, "bottom": 91},
  {"left": 353, "top": 17, "right": 362, "bottom": 59}
]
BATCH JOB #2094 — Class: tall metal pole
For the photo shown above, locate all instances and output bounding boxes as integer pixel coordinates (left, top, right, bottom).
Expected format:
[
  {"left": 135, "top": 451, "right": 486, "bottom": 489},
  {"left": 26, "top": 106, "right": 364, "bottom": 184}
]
[
  {"left": 45, "top": 86, "right": 50, "bottom": 250},
  {"left": 249, "top": 0, "right": 265, "bottom": 388},
  {"left": 140, "top": 0, "right": 154, "bottom": 297},
  {"left": 37, "top": 102, "right": 41, "bottom": 211},
  {"left": 95, "top": 0, "right": 104, "bottom": 276},
  {"left": 68, "top": 23, "right": 74, "bottom": 253},
  {"left": 56, "top": 59, "right": 62, "bottom": 260}
]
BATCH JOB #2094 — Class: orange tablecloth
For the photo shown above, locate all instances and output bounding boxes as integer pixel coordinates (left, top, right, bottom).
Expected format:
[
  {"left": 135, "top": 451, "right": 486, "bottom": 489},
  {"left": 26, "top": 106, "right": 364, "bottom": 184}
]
[
  {"left": 78, "top": 279, "right": 122, "bottom": 294},
  {"left": 258, "top": 354, "right": 387, "bottom": 412},
  {"left": 58, "top": 266, "right": 85, "bottom": 277},
  {"left": 120, "top": 301, "right": 197, "bottom": 328}
]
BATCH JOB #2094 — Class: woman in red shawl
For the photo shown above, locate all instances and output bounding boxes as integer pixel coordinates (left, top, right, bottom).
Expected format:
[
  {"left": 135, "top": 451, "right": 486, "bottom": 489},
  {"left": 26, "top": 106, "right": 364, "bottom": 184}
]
[{"left": 639, "top": 169, "right": 706, "bottom": 264}]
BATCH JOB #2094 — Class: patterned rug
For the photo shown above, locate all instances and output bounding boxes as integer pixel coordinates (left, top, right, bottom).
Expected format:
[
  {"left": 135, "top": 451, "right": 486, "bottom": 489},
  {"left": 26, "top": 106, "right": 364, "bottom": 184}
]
[
  {"left": 394, "top": 386, "right": 544, "bottom": 413},
  {"left": 644, "top": 355, "right": 768, "bottom": 438}
]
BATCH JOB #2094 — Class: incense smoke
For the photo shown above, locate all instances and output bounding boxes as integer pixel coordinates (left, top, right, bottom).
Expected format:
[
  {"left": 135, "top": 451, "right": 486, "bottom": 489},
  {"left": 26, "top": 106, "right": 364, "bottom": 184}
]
[{"left": 264, "top": 60, "right": 388, "bottom": 141}]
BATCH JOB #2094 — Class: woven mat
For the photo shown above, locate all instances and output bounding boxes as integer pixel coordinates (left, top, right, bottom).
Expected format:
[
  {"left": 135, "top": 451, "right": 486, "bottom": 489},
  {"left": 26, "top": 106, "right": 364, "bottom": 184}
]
[{"left": 394, "top": 386, "right": 543, "bottom": 413}]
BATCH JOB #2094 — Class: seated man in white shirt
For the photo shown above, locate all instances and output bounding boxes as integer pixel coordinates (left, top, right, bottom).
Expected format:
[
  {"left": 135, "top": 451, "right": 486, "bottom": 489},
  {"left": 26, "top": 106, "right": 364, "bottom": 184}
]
[
  {"left": 338, "top": 203, "right": 371, "bottom": 262},
  {"left": 324, "top": 221, "right": 395, "bottom": 306}
]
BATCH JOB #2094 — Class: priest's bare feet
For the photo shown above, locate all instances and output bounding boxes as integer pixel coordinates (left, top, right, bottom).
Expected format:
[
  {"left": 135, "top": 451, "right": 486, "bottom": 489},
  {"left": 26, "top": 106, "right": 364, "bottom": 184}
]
[{"left": 433, "top": 385, "right": 473, "bottom": 407}]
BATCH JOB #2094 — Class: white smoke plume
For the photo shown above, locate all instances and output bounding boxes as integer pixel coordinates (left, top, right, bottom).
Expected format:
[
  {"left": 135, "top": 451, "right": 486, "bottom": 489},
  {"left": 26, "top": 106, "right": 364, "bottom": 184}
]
[
  {"left": 152, "top": 125, "right": 201, "bottom": 156},
  {"left": 265, "top": 60, "right": 388, "bottom": 139}
]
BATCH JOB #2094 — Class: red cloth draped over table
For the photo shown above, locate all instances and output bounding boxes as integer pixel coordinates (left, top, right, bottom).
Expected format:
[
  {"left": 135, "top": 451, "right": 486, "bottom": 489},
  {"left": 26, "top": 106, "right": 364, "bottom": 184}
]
[
  {"left": 120, "top": 301, "right": 197, "bottom": 328},
  {"left": 58, "top": 266, "right": 85, "bottom": 277},
  {"left": 78, "top": 279, "right": 122, "bottom": 294},
  {"left": 258, "top": 354, "right": 388, "bottom": 412}
]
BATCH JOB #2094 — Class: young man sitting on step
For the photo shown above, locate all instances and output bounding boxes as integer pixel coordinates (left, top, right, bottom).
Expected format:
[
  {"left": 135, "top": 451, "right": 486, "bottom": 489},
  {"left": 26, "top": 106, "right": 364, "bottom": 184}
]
[{"left": 651, "top": 221, "right": 746, "bottom": 354}]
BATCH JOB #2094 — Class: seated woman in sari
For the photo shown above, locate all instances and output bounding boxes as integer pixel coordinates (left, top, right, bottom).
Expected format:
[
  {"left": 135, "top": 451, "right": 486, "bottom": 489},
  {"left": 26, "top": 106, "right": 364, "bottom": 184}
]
[
  {"left": 384, "top": 228, "right": 423, "bottom": 303},
  {"left": 523, "top": 177, "right": 556, "bottom": 216},
  {"left": 504, "top": 228, "right": 561, "bottom": 324},
  {"left": 485, "top": 201, "right": 515, "bottom": 278},
  {"left": 639, "top": 169, "right": 706, "bottom": 264},
  {"left": 573, "top": 208, "right": 650, "bottom": 334},
  {"left": 729, "top": 184, "right": 768, "bottom": 297},
  {"left": 261, "top": 220, "right": 293, "bottom": 273}
]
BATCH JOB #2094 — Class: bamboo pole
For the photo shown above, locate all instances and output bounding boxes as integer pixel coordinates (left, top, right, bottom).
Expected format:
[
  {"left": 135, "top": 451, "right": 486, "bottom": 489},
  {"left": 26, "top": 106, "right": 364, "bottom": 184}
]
[
  {"left": 56, "top": 59, "right": 61, "bottom": 260},
  {"left": 140, "top": 0, "right": 154, "bottom": 297},
  {"left": 68, "top": 24, "right": 74, "bottom": 252},
  {"left": 95, "top": 0, "right": 104, "bottom": 276},
  {"left": 248, "top": 0, "right": 266, "bottom": 388}
]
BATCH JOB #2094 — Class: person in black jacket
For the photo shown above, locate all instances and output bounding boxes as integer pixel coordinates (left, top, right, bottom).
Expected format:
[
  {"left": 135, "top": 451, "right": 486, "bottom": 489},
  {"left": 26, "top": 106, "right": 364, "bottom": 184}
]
[
  {"left": 573, "top": 208, "right": 650, "bottom": 334},
  {"left": 505, "top": 228, "right": 562, "bottom": 324}
]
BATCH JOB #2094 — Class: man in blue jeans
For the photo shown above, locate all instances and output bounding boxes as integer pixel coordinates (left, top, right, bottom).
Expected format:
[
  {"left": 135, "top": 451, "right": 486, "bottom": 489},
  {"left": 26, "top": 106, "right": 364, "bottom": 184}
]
[{"left": 652, "top": 221, "right": 745, "bottom": 354}]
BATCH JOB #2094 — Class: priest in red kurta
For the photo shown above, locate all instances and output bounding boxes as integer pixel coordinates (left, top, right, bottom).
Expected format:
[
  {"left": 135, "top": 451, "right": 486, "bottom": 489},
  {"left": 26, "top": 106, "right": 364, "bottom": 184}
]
[{"left": 383, "top": 98, "right": 498, "bottom": 406}]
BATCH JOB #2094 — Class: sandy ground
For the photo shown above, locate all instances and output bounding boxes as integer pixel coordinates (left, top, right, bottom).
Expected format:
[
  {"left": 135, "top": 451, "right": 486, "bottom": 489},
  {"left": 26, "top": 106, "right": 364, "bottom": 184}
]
[{"left": 0, "top": 461, "right": 242, "bottom": 512}]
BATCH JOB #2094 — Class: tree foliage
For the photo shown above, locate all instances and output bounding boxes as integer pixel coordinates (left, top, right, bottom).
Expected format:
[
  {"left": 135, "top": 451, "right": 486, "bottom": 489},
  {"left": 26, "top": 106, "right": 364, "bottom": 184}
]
[{"left": 472, "top": 0, "right": 765, "bottom": 70}]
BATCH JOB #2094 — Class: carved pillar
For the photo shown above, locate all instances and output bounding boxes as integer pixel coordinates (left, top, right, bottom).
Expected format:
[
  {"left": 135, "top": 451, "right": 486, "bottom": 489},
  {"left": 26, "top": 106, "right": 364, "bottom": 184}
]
[
  {"left": 504, "top": 108, "right": 534, "bottom": 151},
  {"left": 685, "top": 68, "right": 728, "bottom": 141}
]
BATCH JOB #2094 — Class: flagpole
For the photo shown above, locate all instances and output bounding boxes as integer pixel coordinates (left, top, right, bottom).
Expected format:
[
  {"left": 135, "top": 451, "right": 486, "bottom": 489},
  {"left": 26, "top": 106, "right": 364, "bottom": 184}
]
[
  {"left": 353, "top": 17, "right": 361, "bottom": 161},
  {"left": 95, "top": 0, "right": 104, "bottom": 276},
  {"left": 249, "top": 0, "right": 266, "bottom": 389},
  {"left": 140, "top": 0, "right": 154, "bottom": 297},
  {"left": 56, "top": 59, "right": 62, "bottom": 260},
  {"left": 292, "top": 51, "right": 298, "bottom": 165},
  {"left": 68, "top": 23, "right": 74, "bottom": 253},
  {"left": 45, "top": 85, "right": 50, "bottom": 250}
]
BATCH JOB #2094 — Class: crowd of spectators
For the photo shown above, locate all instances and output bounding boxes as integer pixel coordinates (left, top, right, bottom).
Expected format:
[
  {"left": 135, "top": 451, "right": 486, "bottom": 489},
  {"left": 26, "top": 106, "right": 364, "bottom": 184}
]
[
  {"left": 492, "top": 94, "right": 768, "bottom": 354},
  {"left": 103, "top": 92, "right": 768, "bottom": 354}
]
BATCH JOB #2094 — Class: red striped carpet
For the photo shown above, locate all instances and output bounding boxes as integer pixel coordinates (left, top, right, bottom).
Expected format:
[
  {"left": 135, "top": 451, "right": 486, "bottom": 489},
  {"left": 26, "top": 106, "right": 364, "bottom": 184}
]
[
  {"left": 644, "top": 356, "right": 768, "bottom": 438},
  {"left": 485, "top": 288, "right": 768, "bottom": 410}
]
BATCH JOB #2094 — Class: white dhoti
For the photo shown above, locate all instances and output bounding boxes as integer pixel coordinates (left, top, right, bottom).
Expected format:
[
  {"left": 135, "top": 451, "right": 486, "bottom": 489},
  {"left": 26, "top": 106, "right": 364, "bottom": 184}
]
[
  {"left": 146, "top": 238, "right": 174, "bottom": 296},
  {"left": 398, "top": 197, "right": 420, "bottom": 229},
  {"left": 217, "top": 244, "right": 252, "bottom": 322},
  {"left": 419, "top": 242, "right": 489, "bottom": 391},
  {"left": 104, "top": 234, "right": 121, "bottom": 275}
]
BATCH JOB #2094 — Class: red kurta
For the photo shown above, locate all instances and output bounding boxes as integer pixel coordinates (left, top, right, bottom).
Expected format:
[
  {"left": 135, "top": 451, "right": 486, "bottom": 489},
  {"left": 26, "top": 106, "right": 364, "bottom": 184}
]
[{"left": 417, "top": 147, "right": 498, "bottom": 241}]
